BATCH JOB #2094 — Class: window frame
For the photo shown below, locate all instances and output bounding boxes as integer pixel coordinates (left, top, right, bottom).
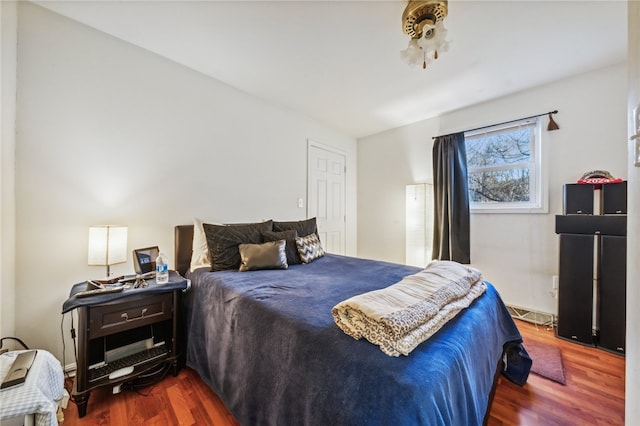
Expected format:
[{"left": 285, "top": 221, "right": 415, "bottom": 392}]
[{"left": 465, "top": 117, "right": 548, "bottom": 214}]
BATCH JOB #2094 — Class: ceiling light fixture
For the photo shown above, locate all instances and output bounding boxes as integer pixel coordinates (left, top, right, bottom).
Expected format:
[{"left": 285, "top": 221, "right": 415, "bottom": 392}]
[{"left": 400, "top": 0, "right": 450, "bottom": 70}]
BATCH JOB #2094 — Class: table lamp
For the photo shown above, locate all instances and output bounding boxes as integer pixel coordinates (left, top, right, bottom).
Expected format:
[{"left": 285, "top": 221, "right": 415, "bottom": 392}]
[{"left": 88, "top": 225, "right": 128, "bottom": 277}]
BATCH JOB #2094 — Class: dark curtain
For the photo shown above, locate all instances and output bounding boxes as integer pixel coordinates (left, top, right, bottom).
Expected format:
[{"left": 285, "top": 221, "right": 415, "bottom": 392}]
[{"left": 432, "top": 132, "right": 470, "bottom": 264}]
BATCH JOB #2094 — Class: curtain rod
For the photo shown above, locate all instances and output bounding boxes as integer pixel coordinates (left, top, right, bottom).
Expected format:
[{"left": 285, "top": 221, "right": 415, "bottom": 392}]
[{"left": 432, "top": 110, "right": 559, "bottom": 139}]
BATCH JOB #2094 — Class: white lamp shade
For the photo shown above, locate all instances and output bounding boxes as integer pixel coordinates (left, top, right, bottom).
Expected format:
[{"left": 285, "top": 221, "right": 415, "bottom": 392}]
[
  {"left": 417, "top": 21, "right": 449, "bottom": 59},
  {"left": 88, "top": 225, "right": 128, "bottom": 266},
  {"left": 400, "top": 39, "right": 423, "bottom": 66}
]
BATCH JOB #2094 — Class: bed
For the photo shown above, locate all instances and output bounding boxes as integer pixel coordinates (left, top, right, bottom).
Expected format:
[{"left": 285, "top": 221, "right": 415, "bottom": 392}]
[{"left": 174, "top": 223, "right": 529, "bottom": 426}]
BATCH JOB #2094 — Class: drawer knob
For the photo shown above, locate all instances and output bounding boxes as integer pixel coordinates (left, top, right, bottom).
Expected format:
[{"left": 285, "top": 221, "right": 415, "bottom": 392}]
[{"left": 120, "top": 308, "right": 148, "bottom": 322}]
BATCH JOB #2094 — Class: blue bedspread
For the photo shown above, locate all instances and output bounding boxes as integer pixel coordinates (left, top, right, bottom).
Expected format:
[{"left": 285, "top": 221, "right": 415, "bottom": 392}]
[{"left": 184, "top": 254, "right": 526, "bottom": 426}]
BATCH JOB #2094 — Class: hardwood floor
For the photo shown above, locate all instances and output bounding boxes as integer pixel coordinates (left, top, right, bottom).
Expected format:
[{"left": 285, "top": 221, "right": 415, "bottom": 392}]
[
  {"left": 488, "top": 320, "right": 625, "bottom": 425},
  {"left": 62, "top": 367, "right": 239, "bottom": 426},
  {"left": 62, "top": 319, "right": 625, "bottom": 426}
]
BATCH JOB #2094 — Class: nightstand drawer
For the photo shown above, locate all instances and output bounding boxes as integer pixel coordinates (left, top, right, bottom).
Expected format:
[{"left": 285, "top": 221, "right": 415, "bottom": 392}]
[{"left": 89, "top": 293, "right": 173, "bottom": 338}]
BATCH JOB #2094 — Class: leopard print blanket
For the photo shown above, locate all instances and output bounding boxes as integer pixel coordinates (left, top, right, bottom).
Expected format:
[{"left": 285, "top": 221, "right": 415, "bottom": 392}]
[{"left": 332, "top": 260, "right": 486, "bottom": 356}]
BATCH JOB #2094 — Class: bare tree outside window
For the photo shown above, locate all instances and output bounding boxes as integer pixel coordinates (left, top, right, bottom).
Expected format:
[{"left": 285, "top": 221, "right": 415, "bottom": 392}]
[{"left": 466, "top": 120, "right": 539, "bottom": 208}]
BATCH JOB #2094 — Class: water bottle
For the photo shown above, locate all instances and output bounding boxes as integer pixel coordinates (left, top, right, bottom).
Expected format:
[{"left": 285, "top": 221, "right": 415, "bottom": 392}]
[{"left": 155, "top": 252, "right": 169, "bottom": 284}]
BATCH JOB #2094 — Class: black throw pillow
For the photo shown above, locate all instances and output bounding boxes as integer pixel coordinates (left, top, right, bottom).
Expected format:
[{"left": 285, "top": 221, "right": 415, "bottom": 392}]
[
  {"left": 273, "top": 217, "right": 318, "bottom": 238},
  {"left": 203, "top": 221, "right": 273, "bottom": 271},
  {"left": 262, "top": 230, "right": 299, "bottom": 265}
]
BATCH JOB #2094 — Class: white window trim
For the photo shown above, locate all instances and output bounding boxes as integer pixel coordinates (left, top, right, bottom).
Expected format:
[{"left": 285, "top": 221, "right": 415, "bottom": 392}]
[{"left": 466, "top": 118, "right": 549, "bottom": 214}]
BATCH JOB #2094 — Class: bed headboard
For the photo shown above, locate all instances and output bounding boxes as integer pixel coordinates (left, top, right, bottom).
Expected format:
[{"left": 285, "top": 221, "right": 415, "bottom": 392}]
[{"left": 174, "top": 225, "right": 194, "bottom": 277}]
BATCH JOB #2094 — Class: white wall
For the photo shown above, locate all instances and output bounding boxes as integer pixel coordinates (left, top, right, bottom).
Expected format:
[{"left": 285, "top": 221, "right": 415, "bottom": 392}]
[
  {"left": 1, "top": 1, "right": 18, "bottom": 340},
  {"left": 625, "top": 1, "right": 639, "bottom": 424},
  {"left": 13, "top": 2, "right": 357, "bottom": 361},
  {"left": 358, "top": 119, "right": 440, "bottom": 264},
  {"left": 358, "top": 63, "right": 627, "bottom": 315}
]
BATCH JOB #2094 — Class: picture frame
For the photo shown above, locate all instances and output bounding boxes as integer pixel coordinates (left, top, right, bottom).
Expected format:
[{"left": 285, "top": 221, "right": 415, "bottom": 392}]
[{"left": 133, "top": 246, "right": 159, "bottom": 274}]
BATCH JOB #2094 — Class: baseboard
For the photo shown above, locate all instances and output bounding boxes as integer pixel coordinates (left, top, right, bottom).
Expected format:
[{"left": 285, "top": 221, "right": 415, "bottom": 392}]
[
  {"left": 64, "top": 362, "right": 77, "bottom": 376},
  {"left": 507, "top": 305, "right": 555, "bottom": 327}
]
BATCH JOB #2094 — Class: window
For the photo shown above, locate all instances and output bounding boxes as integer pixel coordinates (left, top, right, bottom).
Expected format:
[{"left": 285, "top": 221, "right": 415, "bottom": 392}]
[{"left": 465, "top": 118, "right": 547, "bottom": 213}]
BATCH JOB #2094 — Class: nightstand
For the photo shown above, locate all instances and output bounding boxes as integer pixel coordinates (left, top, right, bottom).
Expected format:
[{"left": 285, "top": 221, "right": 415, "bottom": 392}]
[{"left": 62, "top": 272, "right": 189, "bottom": 418}]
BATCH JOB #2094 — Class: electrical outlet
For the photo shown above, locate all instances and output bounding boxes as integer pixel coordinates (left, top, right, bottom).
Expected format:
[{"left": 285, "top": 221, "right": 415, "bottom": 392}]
[
  {"left": 552, "top": 275, "right": 559, "bottom": 290},
  {"left": 297, "top": 198, "right": 304, "bottom": 208}
]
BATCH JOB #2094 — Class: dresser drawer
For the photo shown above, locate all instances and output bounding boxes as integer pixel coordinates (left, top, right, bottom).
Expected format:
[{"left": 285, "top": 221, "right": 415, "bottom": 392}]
[{"left": 88, "top": 293, "right": 173, "bottom": 338}]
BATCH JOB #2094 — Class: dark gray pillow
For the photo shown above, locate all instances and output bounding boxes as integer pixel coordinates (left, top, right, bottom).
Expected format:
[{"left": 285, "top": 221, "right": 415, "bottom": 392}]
[
  {"left": 238, "top": 240, "right": 288, "bottom": 272},
  {"left": 262, "top": 230, "right": 299, "bottom": 265},
  {"left": 273, "top": 217, "right": 318, "bottom": 238},
  {"left": 203, "top": 220, "right": 273, "bottom": 271}
]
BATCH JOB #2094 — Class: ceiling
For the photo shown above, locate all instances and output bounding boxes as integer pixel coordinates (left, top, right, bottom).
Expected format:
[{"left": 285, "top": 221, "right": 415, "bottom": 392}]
[{"left": 34, "top": 0, "right": 628, "bottom": 139}]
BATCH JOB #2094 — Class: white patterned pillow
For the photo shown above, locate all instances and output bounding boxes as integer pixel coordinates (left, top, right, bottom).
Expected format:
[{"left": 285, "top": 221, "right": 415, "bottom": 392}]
[
  {"left": 190, "top": 217, "right": 212, "bottom": 272},
  {"left": 295, "top": 233, "right": 325, "bottom": 264}
]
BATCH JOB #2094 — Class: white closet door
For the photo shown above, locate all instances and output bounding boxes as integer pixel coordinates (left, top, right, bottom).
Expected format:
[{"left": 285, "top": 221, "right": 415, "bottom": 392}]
[{"left": 308, "top": 141, "right": 346, "bottom": 255}]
